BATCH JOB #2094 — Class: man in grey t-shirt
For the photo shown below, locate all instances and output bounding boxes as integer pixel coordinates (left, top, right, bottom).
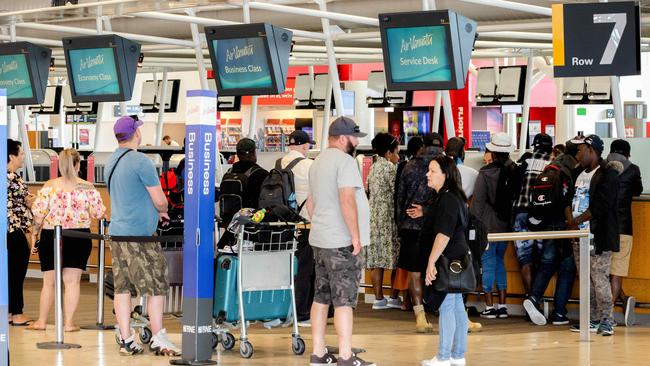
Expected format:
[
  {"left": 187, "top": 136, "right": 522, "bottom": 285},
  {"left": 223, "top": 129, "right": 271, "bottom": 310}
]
[{"left": 306, "top": 117, "right": 374, "bottom": 366}]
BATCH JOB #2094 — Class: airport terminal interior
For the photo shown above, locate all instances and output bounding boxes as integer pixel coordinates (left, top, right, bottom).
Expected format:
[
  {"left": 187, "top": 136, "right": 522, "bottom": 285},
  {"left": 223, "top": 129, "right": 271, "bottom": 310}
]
[{"left": 2, "top": 0, "right": 650, "bottom": 365}]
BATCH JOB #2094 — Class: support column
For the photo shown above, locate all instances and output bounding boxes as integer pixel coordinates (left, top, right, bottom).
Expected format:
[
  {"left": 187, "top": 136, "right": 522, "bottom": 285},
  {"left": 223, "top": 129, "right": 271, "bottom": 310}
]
[
  {"left": 432, "top": 92, "right": 441, "bottom": 133},
  {"left": 518, "top": 54, "right": 535, "bottom": 154},
  {"left": 610, "top": 76, "right": 625, "bottom": 138},
  {"left": 320, "top": 78, "right": 333, "bottom": 151},
  {"left": 155, "top": 69, "right": 169, "bottom": 144},
  {"left": 317, "top": 0, "right": 345, "bottom": 117}
]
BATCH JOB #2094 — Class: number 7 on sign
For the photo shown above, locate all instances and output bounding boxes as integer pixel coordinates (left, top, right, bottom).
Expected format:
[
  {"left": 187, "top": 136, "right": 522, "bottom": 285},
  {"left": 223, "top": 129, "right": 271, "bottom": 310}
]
[{"left": 593, "top": 13, "right": 627, "bottom": 65}]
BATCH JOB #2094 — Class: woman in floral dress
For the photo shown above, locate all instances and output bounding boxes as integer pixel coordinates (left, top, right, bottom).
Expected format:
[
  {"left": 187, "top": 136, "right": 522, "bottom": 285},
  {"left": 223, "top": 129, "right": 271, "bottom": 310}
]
[
  {"left": 366, "top": 133, "right": 402, "bottom": 310},
  {"left": 28, "top": 149, "right": 106, "bottom": 331},
  {"left": 7, "top": 139, "right": 35, "bottom": 326}
]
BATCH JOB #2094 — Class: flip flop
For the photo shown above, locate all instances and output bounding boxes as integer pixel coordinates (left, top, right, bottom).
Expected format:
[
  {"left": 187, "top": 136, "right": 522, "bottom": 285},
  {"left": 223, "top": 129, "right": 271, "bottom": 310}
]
[{"left": 11, "top": 320, "right": 34, "bottom": 326}]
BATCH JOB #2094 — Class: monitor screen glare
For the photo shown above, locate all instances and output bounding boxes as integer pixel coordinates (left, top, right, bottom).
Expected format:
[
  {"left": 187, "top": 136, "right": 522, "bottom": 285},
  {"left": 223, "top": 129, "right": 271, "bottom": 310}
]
[
  {"left": 213, "top": 37, "right": 273, "bottom": 89},
  {"left": 68, "top": 47, "right": 120, "bottom": 96},
  {"left": 385, "top": 26, "right": 452, "bottom": 83},
  {"left": 0, "top": 54, "right": 34, "bottom": 99}
]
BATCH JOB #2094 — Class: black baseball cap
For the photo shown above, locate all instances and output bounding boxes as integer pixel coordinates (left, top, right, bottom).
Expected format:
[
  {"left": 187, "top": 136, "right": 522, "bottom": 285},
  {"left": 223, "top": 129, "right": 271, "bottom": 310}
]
[
  {"left": 328, "top": 116, "right": 367, "bottom": 137},
  {"left": 571, "top": 134, "right": 604, "bottom": 155},
  {"left": 532, "top": 133, "right": 553, "bottom": 150},
  {"left": 288, "top": 130, "right": 314, "bottom": 146},
  {"left": 236, "top": 138, "right": 257, "bottom": 155}
]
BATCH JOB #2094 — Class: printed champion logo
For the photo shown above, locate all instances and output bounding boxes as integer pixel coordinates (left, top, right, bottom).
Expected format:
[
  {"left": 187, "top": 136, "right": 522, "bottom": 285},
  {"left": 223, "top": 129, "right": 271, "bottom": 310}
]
[
  {"left": 353, "top": 360, "right": 361, "bottom": 366},
  {"left": 538, "top": 195, "right": 546, "bottom": 201}
]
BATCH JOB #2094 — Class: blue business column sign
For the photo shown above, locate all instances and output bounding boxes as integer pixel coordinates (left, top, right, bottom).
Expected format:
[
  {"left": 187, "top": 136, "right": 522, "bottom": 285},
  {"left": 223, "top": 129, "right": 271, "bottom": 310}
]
[
  {"left": 0, "top": 89, "right": 9, "bottom": 365},
  {"left": 180, "top": 90, "right": 217, "bottom": 364}
]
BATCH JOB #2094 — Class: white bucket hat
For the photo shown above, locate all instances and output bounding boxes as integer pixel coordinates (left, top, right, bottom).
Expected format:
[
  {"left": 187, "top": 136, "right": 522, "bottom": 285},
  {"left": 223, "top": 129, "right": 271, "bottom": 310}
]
[{"left": 485, "top": 132, "right": 515, "bottom": 153}]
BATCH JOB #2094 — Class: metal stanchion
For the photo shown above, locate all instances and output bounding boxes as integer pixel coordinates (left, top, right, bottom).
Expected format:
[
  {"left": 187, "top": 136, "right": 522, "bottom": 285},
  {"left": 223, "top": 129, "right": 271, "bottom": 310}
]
[
  {"left": 579, "top": 234, "right": 591, "bottom": 342},
  {"left": 82, "top": 219, "right": 114, "bottom": 330},
  {"left": 37, "top": 226, "right": 82, "bottom": 349}
]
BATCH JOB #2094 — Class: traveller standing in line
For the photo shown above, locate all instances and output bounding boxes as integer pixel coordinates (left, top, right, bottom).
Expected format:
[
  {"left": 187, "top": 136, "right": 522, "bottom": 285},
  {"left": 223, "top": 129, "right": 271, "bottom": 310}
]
[
  {"left": 105, "top": 115, "right": 180, "bottom": 356},
  {"left": 470, "top": 133, "right": 516, "bottom": 319},
  {"left": 6, "top": 139, "right": 35, "bottom": 326},
  {"left": 280, "top": 130, "right": 315, "bottom": 326},
  {"left": 28, "top": 149, "right": 106, "bottom": 332},
  {"left": 567, "top": 134, "right": 619, "bottom": 336},
  {"left": 367, "top": 133, "right": 402, "bottom": 310},
  {"left": 513, "top": 133, "right": 552, "bottom": 297},
  {"left": 397, "top": 133, "right": 444, "bottom": 333},
  {"left": 306, "top": 117, "right": 374, "bottom": 366},
  {"left": 606, "top": 139, "right": 642, "bottom": 327},
  {"left": 445, "top": 137, "right": 478, "bottom": 198},
  {"left": 420, "top": 156, "right": 470, "bottom": 366}
]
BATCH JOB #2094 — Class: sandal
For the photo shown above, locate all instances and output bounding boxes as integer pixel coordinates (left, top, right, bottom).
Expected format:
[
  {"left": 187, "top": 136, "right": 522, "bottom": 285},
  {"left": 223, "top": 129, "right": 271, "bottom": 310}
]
[
  {"left": 11, "top": 320, "right": 34, "bottom": 326},
  {"left": 26, "top": 323, "right": 46, "bottom": 331}
]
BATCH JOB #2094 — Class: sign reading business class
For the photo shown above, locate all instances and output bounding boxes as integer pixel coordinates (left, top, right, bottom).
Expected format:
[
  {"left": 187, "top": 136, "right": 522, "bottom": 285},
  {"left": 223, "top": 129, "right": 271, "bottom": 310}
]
[
  {"left": 552, "top": 2, "right": 640, "bottom": 77},
  {"left": 68, "top": 48, "right": 120, "bottom": 96},
  {"left": 385, "top": 26, "right": 452, "bottom": 83},
  {"left": 213, "top": 37, "right": 273, "bottom": 90}
]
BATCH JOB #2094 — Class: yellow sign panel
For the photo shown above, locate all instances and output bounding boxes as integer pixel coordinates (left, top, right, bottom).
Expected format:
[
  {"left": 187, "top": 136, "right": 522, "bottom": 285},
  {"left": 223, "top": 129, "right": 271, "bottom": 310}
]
[{"left": 552, "top": 4, "right": 565, "bottom": 67}]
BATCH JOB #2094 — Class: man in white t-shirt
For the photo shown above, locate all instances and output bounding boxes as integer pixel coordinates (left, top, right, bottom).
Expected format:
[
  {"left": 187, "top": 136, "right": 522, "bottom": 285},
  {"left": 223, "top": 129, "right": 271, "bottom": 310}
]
[
  {"left": 306, "top": 117, "right": 374, "bottom": 366},
  {"left": 280, "top": 130, "right": 315, "bottom": 326}
]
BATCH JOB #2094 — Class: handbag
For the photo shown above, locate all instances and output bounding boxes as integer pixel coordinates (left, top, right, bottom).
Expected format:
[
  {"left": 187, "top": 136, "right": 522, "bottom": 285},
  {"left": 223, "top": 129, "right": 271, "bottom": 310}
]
[{"left": 432, "top": 194, "right": 477, "bottom": 294}]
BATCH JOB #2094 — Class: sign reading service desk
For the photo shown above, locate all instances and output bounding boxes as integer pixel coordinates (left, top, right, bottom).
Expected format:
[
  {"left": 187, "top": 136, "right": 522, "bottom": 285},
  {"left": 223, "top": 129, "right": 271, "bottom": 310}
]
[{"left": 552, "top": 2, "right": 640, "bottom": 77}]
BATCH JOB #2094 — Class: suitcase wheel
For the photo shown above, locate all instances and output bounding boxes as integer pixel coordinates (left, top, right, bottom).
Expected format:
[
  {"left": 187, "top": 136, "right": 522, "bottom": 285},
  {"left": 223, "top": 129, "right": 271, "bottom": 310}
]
[
  {"left": 240, "top": 341, "right": 253, "bottom": 358},
  {"left": 292, "top": 337, "right": 305, "bottom": 355}
]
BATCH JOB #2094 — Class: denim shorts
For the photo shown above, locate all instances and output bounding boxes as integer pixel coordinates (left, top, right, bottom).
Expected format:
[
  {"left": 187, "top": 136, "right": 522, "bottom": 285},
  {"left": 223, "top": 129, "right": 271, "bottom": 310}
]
[
  {"left": 313, "top": 246, "right": 363, "bottom": 308},
  {"left": 513, "top": 213, "right": 543, "bottom": 266}
]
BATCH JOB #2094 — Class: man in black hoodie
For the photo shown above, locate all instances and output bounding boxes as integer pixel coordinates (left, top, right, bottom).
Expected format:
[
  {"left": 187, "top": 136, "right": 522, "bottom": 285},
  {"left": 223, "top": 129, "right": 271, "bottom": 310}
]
[
  {"left": 567, "top": 134, "right": 619, "bottom": 336},
  {"left": 606, "top": 139, "right": 643, "bottom": 327}
]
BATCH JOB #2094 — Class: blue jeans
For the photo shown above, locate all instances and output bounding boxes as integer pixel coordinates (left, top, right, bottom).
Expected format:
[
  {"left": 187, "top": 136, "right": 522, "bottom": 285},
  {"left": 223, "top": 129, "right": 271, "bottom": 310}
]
[
  {"left": 481, "top": 241, "right": 508, "bottom": 292},
  {"left": 513, "top": 212, "right": 543, "bottom": 266},
  {"left": 437, "top": 293, "right": 468, "bottom": 360}
]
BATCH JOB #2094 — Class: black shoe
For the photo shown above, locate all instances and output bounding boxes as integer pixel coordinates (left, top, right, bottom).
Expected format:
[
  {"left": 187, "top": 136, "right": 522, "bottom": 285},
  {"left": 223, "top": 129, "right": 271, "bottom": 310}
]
[
  {"left": 497, "top": 307, "right": 508, "bottom": 319},
  {"left": 310, "top": 352, "right": 338, "bottom": 366},
  {"left": 523, "top": 298, "right": 546, "bottom": 326},
  {"left": 550, "top": 313, "right": 570, "bottom": 325},
  {"left": 338, "top": 355, "right": 376, "bottom": 366},
  {"left": 480, "top": 308, "right": 497, "bottom": 319},
  {"left": 570, "top": 320, "right": 599, "bottom": 333}
]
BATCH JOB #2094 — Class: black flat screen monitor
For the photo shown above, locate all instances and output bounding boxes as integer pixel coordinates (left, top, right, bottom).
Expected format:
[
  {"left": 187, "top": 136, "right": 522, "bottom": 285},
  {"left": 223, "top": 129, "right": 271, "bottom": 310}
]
[
  {"left": 63, "top": 34, "right": 141, "bottom": 103},
  {"left": 0, "top": 42, "right": 52, "bottom": 106},
  {"left": 379, "top": 10, "right": 476, "bottom": 91},
  {"left": 205, "top": 23, "right": 293, "bottom": 96}
]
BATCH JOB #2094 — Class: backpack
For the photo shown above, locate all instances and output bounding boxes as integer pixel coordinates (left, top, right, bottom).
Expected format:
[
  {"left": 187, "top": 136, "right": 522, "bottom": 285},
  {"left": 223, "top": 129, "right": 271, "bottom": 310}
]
[
  {"left": 466, "top": 212, "right": 489, "bottom": 282},
  {"left": 258, "top": 157, "right": 305, "bottom": 213},
  {"left": 529, "top": 164, "right": 569, "bottom": 222},
  {"left": 160, "top": 168, "right": 183, "bottom": 210},
  {"left": 219, "top": 166, "right": 261, "bottom": 226},
  {"left": 489, "top": 162, "right": 520, "bottom": 224}
]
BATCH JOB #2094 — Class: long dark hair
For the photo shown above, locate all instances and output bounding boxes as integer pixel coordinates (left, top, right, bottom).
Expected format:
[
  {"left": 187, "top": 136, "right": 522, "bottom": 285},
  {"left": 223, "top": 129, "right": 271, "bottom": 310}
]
[{"left": 432, "top": 155, "right": 468, "bottom": 204}]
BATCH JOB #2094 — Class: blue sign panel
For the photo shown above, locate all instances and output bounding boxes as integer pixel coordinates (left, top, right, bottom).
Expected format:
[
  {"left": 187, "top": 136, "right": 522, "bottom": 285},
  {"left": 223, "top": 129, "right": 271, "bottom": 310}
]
[
  {"left": 213, "top": 38, "right": 273, "bottom": 90},
  {"left": 385, "top": 26, "right": 452, "bottom": 83},
  {"left": 68, "top": 48, "right": 120, "bottom": 96},
  {"left": 0, "top": 55, "right": 33, "bottom": 100},
  {"left": 0, "top": 89, "right": 9, "bottom": 365},
  {"left": 180, "top": 90, "right": 217, "bottom": 364}
]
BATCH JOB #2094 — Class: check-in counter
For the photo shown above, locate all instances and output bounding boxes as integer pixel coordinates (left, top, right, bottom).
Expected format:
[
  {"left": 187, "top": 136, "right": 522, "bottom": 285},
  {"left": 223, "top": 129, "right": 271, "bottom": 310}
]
[{"left": 21, "top": 149, "right": 58, "bottom": 182}]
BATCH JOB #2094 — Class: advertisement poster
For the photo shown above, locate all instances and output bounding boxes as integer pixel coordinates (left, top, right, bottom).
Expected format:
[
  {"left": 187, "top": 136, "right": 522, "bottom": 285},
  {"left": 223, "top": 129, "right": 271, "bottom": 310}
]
[
  {"left": 0, "top": 55, "right": 34, "bottom": 99},
  {"left": 386, "top": 26, "right": 452, "bottom": 83},
  {"left": 213, "top": 37, "right": 272, "bottom": 89},
  {"left": 389, "top": 119, "right": 403, "bottom": 144},
  {"left": 68, "top": 47, "right": 120, "bottom": 96},
  {"left": 79, "top": 128, "right": 89, "bottom": 146},
  {"left": 403, "top": 110, "right": 430, "bottom": 142}
]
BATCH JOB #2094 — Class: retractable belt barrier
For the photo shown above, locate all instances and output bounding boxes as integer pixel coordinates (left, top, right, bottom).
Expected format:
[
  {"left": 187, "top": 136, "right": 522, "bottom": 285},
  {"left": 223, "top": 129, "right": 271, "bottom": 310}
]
[{"left": 61, "top": 229, "right": 184, "bottom": 243}]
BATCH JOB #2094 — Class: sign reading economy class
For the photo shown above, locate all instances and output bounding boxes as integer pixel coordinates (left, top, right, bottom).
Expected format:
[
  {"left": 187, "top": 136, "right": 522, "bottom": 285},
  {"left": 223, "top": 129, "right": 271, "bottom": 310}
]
[
  {"left": 0, "top": 55, "right": 34, "bottom": 100},
  {"left": 68, "top": 47, "right": 120, "bottom": 96},
  {"left": 213, "top": 37, "right": 273, "bottom": 90},
  {"left": 552, "top": 2, "right": 640, "bottom": 77},
  {"left": 385, "top": 26, "right": 452, "bottom": 84}
]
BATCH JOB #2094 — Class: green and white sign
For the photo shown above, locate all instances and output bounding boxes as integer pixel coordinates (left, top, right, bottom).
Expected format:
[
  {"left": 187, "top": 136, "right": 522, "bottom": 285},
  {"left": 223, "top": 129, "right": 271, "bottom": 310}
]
[{"left": 0, "top": 55, "right": 34, "bottom": 100}]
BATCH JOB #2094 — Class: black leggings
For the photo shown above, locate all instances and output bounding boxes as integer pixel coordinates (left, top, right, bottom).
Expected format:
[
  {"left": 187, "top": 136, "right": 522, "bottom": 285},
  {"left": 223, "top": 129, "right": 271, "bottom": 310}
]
[{"left": 7, "top": 230, "right": 30, "bottom": 315}]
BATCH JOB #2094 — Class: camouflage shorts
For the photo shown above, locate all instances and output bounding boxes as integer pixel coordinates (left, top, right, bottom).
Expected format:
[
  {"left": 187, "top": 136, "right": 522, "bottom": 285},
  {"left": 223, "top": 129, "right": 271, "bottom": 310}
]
[
  {"left": 110, "top": 241, "right": 169, "bottom": 297},
  {"left": 313, "top": 246, "right": 363, "bottom": 308}
]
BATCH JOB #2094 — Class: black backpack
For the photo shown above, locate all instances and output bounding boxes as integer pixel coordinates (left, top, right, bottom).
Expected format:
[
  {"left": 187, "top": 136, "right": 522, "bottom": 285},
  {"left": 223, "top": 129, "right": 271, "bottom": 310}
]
[
  {"left": 489, "top": 162, "right": 520, "bottom": 224},
  {"left": 258, "top": 157, "right": 305, "bottom": 213},
  {"left": 466, "top": 212, "right": 489, "bottom": 282},
  {"left": 219, "top": 166, "right": 261, "bottom": 225},
  {"left": 530, "top": 164, "right": 569, "bottom": 223}
]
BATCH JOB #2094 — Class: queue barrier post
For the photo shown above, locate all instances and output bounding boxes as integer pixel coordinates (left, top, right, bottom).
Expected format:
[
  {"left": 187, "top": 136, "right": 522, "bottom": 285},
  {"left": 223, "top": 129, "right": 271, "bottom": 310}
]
[
  {"left": 37, "top": 225, "right": 82, "bottom": 350},
  {"left": 82, "top": 219, "right": 114, "bottom": 330}
]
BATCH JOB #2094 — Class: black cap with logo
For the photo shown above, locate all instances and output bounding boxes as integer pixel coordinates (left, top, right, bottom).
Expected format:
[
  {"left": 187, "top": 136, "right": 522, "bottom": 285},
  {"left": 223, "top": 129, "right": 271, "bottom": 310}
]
[
  {"left": 288, "top": 130, "right": 315, "bottom": 146},
  {"left": 236, "top": 138, "right": 257, "bottom": 155}
]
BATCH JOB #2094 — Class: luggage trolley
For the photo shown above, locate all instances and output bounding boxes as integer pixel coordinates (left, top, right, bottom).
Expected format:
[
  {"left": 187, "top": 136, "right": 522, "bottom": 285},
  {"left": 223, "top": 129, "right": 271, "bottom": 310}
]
[{"left": 217, "top": 221, "right": 306, "bottom": 359}]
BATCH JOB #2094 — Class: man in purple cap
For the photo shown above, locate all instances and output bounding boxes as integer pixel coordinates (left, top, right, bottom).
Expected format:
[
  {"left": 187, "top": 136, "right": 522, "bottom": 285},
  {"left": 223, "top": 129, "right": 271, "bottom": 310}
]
[
  {"left": 306, "top": 117, "right": 375, "bottom": 366},
  {"left": 104, "top": 115, "right": 180, "bottom": 356}
]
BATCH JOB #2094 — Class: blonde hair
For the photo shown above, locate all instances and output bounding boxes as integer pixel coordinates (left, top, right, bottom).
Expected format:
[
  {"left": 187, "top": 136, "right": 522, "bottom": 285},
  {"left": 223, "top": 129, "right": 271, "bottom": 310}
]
[{"left": 59, "top": 148, "right": 81, "bottom": 182}]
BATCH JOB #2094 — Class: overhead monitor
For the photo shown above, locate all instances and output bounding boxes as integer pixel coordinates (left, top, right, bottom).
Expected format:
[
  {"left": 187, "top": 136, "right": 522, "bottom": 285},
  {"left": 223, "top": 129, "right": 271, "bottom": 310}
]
[
  {"left": 0, "top": 42, "right": 52, "bottom": 106},
  {"left": 63, "top": 34, "right": 141, "bottom": 103},
  {"left": 562, "top": 77, "right": 613, "bottom": 104},
  {"left": 29, "top": 85, "right": 62, "bottom": 114},
  {"left": 366, "top": 71, "right": 411, "bottom": 107},
  {"left": 496, "top": 66, "right": 526, "bottom": 105},
  {"left": 378, "top": 10, "right": 477, "bottom": 91},
  {"left": 62, "top": 84, "right": 98, "bottom": 114},
  {"left": 205, "top": 23, "right": 293, "bottom": 96},
  {"left": 475, "top": 67, "right": 498, "bottom": 104},
  {"left": 294, "top": 73, "right": 313, "bottom": 108},
  {"left": 217, "top": 96, "right": 242, "bottom": 111},
  {"left": 311, "top": 73, "right": 329, "bottom": 108}
]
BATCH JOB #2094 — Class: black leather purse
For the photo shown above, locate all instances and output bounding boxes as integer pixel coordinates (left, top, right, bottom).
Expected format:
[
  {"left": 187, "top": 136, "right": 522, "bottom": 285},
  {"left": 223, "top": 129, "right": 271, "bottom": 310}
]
[{"left": 433, "top": 195, "right": 477, "bottom": 294}]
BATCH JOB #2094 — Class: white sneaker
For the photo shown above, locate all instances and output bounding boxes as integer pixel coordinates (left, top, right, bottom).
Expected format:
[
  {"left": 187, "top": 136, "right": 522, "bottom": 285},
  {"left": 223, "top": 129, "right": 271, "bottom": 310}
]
[
  {"left": 118, "top": 333, "right": 144, "bottom": 356},
  {"left": 421, "top": 357, "right": 451, "bottom": 366},
  {"left": 450, "top": 357, "right": 466, "bottom": 366},
  {"left": 386, "top": 297, "right": 402, "bottom": 309},
  {"left": 298, "top": 319, "right": 312, "bottom": 328},
  {"left": 372, "top": 298, "right": 390, "bottom": 310},
  {"left": 149, "top": 328, "right": 181, "bottom": 356}
]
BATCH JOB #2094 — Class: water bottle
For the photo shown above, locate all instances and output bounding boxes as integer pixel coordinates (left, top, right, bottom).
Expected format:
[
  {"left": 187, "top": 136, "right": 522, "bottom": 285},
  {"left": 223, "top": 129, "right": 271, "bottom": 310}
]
[{"left": 251, "top": 208, "right": 266, "bottom": 223}]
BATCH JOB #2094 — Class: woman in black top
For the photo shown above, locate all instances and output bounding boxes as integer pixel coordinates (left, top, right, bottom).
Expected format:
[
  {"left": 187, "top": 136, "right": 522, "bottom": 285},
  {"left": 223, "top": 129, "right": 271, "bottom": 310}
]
[{"left": 419, "top": 155, "right": 469, "bottom": 366}]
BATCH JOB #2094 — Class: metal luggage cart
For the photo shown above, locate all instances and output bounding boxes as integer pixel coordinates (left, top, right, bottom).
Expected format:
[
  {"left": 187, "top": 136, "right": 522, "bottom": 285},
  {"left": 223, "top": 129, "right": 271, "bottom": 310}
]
[{"left": 219, "top": 222, "right": 306, "bottom": 359}]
